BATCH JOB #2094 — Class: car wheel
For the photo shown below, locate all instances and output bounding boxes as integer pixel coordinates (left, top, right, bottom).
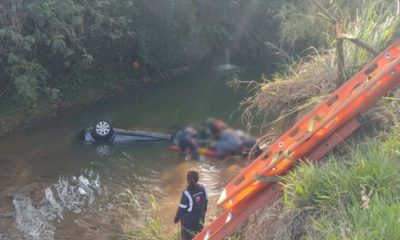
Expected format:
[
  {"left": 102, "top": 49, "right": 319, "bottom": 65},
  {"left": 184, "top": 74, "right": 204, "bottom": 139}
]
[{"left": 92, "top": 120, "right": 114, "bottom": 141}]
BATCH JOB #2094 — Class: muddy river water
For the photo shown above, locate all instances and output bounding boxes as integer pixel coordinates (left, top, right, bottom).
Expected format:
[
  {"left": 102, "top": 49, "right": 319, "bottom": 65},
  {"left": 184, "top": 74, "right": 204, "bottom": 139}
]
[{"left": 0, "top": 68, "right": 267, "bottom": 240}]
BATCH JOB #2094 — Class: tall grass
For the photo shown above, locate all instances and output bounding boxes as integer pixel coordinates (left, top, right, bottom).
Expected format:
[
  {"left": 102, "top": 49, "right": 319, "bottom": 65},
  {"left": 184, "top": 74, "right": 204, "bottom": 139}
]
[
  {"left": 241, "top": 0, "right": 400, "bottom": 133},
  {"left": 341, "top": 0, "right": 400, "bottom": 78},
  {"left": 276, "top": 131, "right": 400, "bottom": 239},
  {"left": 113, "top": 192, "right": 180, "bottom": 240}
]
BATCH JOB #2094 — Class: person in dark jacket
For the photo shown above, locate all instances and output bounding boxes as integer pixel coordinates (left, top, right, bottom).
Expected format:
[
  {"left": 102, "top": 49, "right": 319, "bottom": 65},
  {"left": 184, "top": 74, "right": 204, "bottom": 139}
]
[
  {"left": 174, "top": 170, "right": 208, "bottom": 240},
  {"left": 173, "top": 127, "right": 199, "bottom": 157}
]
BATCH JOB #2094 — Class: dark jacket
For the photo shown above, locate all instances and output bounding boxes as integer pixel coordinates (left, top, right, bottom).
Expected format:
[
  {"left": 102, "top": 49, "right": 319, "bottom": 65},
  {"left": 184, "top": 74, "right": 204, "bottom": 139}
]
[
  {"left": 174, "top": 127, "right": 198, "bottom": 154},
  {"left": 174, "top": 183, "right": 208, "bottom": 229}
]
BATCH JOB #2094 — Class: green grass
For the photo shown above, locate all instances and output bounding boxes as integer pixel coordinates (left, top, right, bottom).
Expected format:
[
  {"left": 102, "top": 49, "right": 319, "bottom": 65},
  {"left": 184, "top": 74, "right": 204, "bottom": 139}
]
[
  {"left": 280, "top": 129, "right": 400, "bottom": 239},
  {"left": 113, "top": 193, "right": 180, "bottom": 240},
  {"left": 341, "top": 0, "right": 400, "bottom": 79}
]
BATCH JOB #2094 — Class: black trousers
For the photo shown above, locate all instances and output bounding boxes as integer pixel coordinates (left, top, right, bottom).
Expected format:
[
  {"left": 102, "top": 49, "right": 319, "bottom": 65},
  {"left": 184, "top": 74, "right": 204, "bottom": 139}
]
[{"left": 181, "top": 218, "right": 204, "bottom": 240}]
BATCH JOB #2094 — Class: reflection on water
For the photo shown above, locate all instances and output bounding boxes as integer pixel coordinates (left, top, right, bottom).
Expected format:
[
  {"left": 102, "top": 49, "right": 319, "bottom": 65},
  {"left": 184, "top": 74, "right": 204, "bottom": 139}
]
[{"left": 0, "top": 68, "right": 268, "bottom": 239}]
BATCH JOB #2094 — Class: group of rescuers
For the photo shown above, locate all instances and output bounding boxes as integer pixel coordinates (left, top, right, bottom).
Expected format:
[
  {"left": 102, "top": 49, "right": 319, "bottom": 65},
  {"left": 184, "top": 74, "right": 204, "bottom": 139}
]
[
  {"left": 173, "top": 118, "right": 259, "bottom": 240},
  {"left": 173, "top": 118, "right": 259, "bottom": 159}
]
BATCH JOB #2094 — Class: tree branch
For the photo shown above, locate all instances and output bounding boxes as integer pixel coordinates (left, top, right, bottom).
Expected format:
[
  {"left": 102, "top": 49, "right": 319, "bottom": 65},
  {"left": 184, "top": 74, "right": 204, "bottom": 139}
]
[
  {"left": 338, "top": 34, "right": 379, "bottom": 55},
  {"left": 311, "top": 0, "right": 335, "bottom": 24}
]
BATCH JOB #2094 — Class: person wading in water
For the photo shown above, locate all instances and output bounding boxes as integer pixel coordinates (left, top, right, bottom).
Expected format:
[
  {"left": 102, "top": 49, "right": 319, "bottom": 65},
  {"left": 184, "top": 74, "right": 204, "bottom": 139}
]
[{"left": 174, "top": 170, "right": 208, "bottom": 240}]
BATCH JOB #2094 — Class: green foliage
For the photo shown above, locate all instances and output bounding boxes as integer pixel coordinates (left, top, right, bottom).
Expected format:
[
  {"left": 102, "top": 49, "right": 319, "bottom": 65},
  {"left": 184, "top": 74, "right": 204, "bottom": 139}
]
[
  {"left": 241, "top": 0, "right": 400, "bottom": 133},
  {"left": 1, "top": 0, "right": 396, "bottom": 108},
  {"left": 282, "top": 131, "right": 400, "bottom": 239},
  {"left": 277, "top": 0, "right": 400, "bottom": 52},
  {"left": 0, "top": 0, "right": 286, "bottom": 106},
  {"left": 276, "top": 1, "right": 326, "bottom": 48},
  {"left": 11, "top": 60, "right": 51, "bottom": 103},
  {"left": 342, "top": 0, "right": 400, "bottom": 78}
]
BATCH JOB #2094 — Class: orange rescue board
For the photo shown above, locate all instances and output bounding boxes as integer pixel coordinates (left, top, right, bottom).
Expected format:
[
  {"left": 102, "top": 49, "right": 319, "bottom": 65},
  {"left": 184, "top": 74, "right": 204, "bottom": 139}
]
[
  {"left": 194, "top": 116, "right": 363, "bottom": 240},
  {"left": 218, "top": 41, "right": 400, "bottom": 209}
]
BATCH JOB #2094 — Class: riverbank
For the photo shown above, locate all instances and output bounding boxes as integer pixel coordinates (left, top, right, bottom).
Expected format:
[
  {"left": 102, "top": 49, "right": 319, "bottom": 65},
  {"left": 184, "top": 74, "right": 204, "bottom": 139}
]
[
  {"left": 236, "top": 128, "right": 400, "bottom": 240},
  {"left": 0, "top": 66, "right": 191, "bottom": 137}
]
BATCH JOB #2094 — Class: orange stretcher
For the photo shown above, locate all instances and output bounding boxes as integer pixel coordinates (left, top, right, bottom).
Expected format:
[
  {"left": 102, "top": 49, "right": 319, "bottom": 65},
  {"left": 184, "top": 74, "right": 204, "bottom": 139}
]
[{"left": 194, "top": 41, "right": 400, "bottom": 240}]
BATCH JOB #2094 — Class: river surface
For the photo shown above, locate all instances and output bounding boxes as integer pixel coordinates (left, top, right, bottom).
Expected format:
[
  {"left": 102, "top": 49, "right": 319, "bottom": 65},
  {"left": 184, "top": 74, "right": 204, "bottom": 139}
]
[{"left": 0, "top": 68, "right": 267, "bottom": 240}]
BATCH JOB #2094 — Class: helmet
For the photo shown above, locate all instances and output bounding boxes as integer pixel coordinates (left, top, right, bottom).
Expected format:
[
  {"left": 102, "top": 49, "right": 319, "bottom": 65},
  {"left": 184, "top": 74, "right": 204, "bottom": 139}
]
[{"left": 205, "top": 118, "right": 228, "bottom": 135}]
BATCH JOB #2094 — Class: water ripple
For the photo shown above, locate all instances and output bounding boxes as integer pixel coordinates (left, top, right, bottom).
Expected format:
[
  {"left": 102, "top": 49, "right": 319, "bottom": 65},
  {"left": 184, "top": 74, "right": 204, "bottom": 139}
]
[{"left": 13, "top": 169, "right": 102, "bottom": 240}]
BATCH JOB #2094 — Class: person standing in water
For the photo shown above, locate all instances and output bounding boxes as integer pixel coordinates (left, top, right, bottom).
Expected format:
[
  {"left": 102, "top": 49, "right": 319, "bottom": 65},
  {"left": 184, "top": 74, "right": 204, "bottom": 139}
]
[
  {"left": 174, "top": 170, "right": 208, "bottom": 240},
  {"left": 173, "top": 127, "right": 199, "bottom": 157}
]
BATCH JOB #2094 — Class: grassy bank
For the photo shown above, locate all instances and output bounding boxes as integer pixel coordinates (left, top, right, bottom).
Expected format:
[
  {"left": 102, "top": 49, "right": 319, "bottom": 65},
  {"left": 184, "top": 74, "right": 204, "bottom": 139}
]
[
  {"left": 280, "top": 130, "right": 400, "bottom": 239},
  {"left": 237, "top": 128, "right": 400, "bottom": 240}
]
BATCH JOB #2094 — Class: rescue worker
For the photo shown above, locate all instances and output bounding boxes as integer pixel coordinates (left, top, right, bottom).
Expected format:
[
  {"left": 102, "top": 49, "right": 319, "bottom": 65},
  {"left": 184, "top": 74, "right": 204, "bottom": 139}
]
[
  {"left": 174, "top": 170, "right": 208, "bottom": 240},
  {"left": 211, "top": 128, "right": 243, "bottom": 158},
  {"left": 205, "top": 118, "right": 228, "bottom": 140},
  {"left": 173, "top": 127, "right": 199, "bottom": 157},
  {"left": 205, "top": 118, "right": 257, "bottom": 158}
]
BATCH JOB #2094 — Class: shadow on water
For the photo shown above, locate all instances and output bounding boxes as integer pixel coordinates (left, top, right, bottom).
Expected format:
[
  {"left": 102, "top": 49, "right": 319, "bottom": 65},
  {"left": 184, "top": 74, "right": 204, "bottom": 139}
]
[{"left": 0, "top": 67, "right": 271, "bottom": 239}]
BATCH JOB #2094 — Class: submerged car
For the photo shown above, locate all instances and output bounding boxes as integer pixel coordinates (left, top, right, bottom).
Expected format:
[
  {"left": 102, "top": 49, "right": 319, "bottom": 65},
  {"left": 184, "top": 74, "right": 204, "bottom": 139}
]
[{"left": 82, "top": 120, "right": 172, "bottom": 144}]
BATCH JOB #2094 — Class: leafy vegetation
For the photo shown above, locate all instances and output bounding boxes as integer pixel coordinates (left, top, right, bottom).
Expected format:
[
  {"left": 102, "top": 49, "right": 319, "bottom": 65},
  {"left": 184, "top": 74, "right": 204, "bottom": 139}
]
[{"left": 0, "top": 0, "right": 289, "bottom": 107}]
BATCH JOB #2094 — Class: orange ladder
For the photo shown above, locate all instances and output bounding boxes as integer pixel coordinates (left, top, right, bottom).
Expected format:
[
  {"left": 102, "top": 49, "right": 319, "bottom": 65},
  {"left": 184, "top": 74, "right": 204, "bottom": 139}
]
[{"left": 194, "top": 41, "right": 400, "bottom": 240}]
